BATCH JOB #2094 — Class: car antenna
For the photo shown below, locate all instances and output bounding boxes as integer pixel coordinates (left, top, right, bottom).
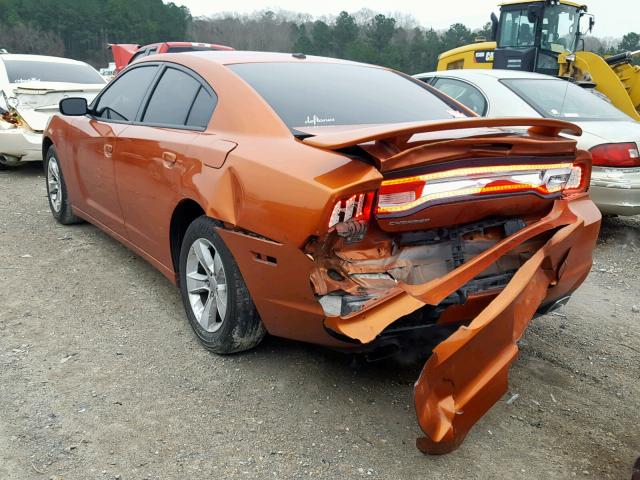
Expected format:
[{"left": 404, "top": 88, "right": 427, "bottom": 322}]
[{"left": 292, "top": 53, "right": 306, "bottom": 59}]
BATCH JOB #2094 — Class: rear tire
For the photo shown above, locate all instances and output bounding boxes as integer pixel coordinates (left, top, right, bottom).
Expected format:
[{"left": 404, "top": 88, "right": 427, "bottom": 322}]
[
  {"left": 44, "top": 146, "right": 82, "bottom": 225},
  {"left": 178, "top": 216, "right": 265, "bottom": 354}
]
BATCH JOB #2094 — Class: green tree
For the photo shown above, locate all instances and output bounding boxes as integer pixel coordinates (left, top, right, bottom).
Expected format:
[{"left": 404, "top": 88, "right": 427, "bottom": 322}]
[
  {"left": 292, "top": 24, "right": 313, "bottom": 54},
  {"left": 619, "top": 32, "right": 640, "bottom": 51},
  {"left": 310, "top": 20, "right": 333, "bottom": 56},
  {"left": 367, "top": 14, "right": 396, "bottom": 51},
  {"left": 476, "top": 21, "right": 494, "bottom": 41},
  {"left": 441, "top": 23, "right": 475, "bottom": 52},
  {"left": 333, "top": 11, "right": 358, "bottom": 56}
]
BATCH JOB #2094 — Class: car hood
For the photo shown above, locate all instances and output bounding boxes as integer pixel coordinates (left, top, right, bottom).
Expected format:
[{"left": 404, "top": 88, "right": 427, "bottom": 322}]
[
  {"left": 568, "top": 120, "right": 640, "bottom": 149},
  {"left": 5, "top": 82, "right": 105, "bottom": 131}
]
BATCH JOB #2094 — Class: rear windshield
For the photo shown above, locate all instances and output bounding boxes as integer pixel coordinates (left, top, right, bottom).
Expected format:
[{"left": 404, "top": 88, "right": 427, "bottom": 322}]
[
  {"left": 501, "top": 78, "right": 630, "bottom": 121},
  {"left": 229, "top": 62, "right": 469, "bottom": 129},
  {"left": 4, "top": 60, "right": 105, "bottom": 85}
]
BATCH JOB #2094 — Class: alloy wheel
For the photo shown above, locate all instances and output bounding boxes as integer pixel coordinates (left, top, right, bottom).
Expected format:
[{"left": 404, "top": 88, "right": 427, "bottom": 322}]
[
  {"left": 185, "top": 238, "right": 228, "bottom": 332},
  {"left": 47, "top": 156, "right": 62, "bottom": 213}
]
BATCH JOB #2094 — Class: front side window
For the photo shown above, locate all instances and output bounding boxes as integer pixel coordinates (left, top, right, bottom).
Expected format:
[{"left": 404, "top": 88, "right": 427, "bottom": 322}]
[
  {"left": 433, "top": 78, "right": 487, "bottom": 115},
  {"left": 94, "top": 65, "right": 158, "bottom": 121},
  {"left": 4, "top": 60, "right": 105, "bottom": 84},
  {"left": 498, "top": 9, "right": 536, "bottom": 48},
  {"left": 502, "top": 78, "right": 630, "bottom": 121},
  {"left": 230, "top": 62, "right": 469, "bottom": 130},
  {"left": 142, "top": 67, "right": 216, "bottom": 128}
]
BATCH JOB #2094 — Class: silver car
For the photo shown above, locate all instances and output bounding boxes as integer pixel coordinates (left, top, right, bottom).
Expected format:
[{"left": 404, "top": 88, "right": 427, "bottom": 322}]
[
  {"left": 414, "top": 69, "right": 640, "bottom": 216},
  {"left": 0, "top": 54, "right": 106, "bottom": 169}
]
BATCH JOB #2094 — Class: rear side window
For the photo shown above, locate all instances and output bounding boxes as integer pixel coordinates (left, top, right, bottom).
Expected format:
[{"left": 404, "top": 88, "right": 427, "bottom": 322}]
[
  {"left": 186, "top": 87, "right": 216, "bottom": 128},
  {"left": 143, "top": 67, "right": 216, "bottom": 128},
  {"left": 94, "top": 65, "right": 158, "bottom": 121},
  {"left": 433, "top": 78, "right": 487, "bottom": 115}
]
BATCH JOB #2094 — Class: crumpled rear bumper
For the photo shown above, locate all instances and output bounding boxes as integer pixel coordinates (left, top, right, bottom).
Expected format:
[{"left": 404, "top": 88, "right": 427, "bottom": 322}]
[
  {"left": 325, "top": 196, "right": 601, "bottom": 454},
  {"left": 0, "top": 127, "right": 43, "bottom": 162},
  {"left": 218, "top": 194, "right": 600, "bottom": 454},
  {"left": 590, "top": 166, "right": 640, "bottom": 216}
]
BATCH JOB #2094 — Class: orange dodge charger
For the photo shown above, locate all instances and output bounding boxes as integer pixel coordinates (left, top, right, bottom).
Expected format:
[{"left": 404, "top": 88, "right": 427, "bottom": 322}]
[{"left": 43, "top": 51, "right": 601, "bottom": 454}]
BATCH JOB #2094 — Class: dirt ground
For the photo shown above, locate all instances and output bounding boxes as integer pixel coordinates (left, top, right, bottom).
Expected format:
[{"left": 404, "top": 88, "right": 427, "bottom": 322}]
[{"left": 1, "top": 161, "right": 639, "bottom": 480}]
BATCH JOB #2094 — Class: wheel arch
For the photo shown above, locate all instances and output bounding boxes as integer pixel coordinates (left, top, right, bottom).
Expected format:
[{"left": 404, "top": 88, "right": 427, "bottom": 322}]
[
  {"left": 169, "top": 198, "right": 208, "bottom": 276},
  {"left": 42, "top": 136, "right": 53, "bottom": 160}
]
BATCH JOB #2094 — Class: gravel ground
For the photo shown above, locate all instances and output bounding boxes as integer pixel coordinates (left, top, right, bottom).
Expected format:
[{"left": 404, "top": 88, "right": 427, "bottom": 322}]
[{"left": 1, "top": 162, "right": 639, "bottom": 480}]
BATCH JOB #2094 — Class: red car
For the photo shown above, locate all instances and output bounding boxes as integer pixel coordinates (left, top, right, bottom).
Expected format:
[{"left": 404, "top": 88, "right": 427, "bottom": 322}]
[{"left": 109, "top": 42, "right": 234, "bottom": 73}]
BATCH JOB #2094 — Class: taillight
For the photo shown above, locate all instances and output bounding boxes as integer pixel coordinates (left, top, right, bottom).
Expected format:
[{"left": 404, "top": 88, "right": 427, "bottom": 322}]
[
  {"left": 590, "top": 143, "right": 640, "bottom": 167},
  {"left": 0, "top": 110, "right": 19, "bottom": 126},
  {"left": 377, "top": 162, "right": 586, "bottom": 215},
  {"left": 328, "top": 192, "right": 374, "bottom": 229}
]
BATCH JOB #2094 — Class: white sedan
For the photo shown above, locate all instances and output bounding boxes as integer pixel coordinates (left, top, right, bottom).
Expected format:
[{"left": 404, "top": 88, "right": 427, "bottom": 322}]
[
  {"left": 0, "top": 54, "right": 106, "bottom": 169},
  {"left": 414, "top": 69, "right": 640, "bottom": 216}
]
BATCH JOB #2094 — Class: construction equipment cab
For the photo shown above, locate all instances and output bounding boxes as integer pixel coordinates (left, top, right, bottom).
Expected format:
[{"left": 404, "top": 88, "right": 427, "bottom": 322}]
[
  {"left": 438, "top": 1, "right": 590, "bottom": 74},
  {"left": 495, "top": 1, "right": 589, "bottom": 75},
  {"left": 437, "top": 1, "right": 640, "bottom": 121}
]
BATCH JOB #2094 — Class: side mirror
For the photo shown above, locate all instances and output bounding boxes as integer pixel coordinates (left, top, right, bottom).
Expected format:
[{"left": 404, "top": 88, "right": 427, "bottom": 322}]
[
  {"left": 59, "top": 97, "right": 88, "bottom": 116},
  {"left": 578, "top": 14, "right": 595, "bottom": 35},
  {"left": 490, "top": 12, "right": 499, "bottom": 41}
]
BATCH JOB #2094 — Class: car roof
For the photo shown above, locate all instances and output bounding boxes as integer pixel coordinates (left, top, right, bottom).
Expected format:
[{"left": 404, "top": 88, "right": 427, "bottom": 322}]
[
  {"left": 0, "top": 54, "right": 89, "bottom": 65},
  {"left": 414, "top": 69, "right": 558, "bottom": 81},
  {"left": 170, "top": 50, "right": 368, "bottom": 67}
]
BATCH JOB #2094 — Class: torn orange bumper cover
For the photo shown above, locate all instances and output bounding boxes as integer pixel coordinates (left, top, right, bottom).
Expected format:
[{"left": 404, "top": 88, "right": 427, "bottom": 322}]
[{"left": 325, "top": 197, "right": 601, "bottom": 454}]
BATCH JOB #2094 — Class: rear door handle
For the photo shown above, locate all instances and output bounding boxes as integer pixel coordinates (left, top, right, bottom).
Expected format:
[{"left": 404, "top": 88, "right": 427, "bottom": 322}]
[
  {"left": 104, "top": 144, "right": 113, "bottom": 158},
  {"left": 162, "top": 151, "right": 177, "bottom": 164}
]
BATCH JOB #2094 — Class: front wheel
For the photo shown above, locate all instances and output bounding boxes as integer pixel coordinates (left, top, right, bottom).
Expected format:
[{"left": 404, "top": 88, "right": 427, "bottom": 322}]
[
  {"left": 178, "top": 216, "right": 265, "bottom": 354},
  {"left": 44, "top": 146, "right": 82, "bottom": 225}
]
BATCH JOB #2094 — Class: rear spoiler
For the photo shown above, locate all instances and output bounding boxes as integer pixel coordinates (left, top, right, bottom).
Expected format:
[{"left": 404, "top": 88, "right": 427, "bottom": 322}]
[
  {"left": 108, "top": 43, "right": 141, "bottom": 72},
  {"left": 302, "top": 117, "right": 582, "bottom": 150}
]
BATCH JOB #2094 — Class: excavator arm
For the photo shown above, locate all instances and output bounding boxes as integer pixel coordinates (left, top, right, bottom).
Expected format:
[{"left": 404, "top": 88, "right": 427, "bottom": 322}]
[{"left": 559, "top": 50, "right": 640, "bottom": 121}]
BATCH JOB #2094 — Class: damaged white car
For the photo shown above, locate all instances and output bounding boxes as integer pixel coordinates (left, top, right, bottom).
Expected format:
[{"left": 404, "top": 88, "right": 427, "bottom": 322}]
[{"left": 0, "top": 54, "right": 105, "bottom": 169}]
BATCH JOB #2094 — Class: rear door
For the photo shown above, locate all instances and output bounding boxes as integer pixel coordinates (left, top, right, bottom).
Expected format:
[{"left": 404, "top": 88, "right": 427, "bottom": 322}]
[
  {"left": 113, "top": 64, "right": 219, "bottom": 267},
  {"left": 72, "top": 64, "right": 159, "bottom": 234}
]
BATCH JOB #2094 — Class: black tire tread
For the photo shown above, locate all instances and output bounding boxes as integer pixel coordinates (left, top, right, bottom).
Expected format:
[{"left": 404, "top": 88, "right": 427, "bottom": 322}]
[
  {"left": 178, "top": 216, "right": 265, "bottom": 354},
  {"left": 45, "top": 146, "right": 83, "bottom": 225}
]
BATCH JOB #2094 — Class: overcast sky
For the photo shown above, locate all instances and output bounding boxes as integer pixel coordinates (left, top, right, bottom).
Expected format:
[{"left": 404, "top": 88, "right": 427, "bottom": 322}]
[{"left": 174, "top": 0, "right": 635, "bottom": 38}]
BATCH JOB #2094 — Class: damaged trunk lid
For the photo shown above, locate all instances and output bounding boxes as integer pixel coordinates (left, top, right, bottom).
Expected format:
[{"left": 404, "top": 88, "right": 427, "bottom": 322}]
[{"left": 6, "top": 82, "right": 104, "bottom": 131}]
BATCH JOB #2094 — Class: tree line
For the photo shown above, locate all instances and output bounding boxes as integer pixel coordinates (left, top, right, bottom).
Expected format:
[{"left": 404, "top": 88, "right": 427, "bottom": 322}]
[{"left": 0, "top": 0, "right": 638, "bottom": 72}]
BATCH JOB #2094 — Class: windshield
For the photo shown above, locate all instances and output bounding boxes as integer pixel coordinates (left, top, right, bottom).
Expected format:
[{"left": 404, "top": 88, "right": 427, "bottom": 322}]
[
  {"left": 541, "top": 5, "right": 581, "bottom": 53},
  {"left": 502, "top": 78, "right": 630, "bottom": 121},
  {"left": 229, "top": 62, "right": 469, "bottom": 130},
  {"left": 4, "top": 60, "right": 105, "bottom": 85}
]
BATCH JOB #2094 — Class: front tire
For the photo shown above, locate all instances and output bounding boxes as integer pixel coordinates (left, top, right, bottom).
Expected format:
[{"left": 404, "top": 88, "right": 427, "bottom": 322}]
[
  {"left": 178, "top": 216, "right": 265, "bottom": 354},
  {"left": 44, "top": 146, "right": 82, "bottom": 225}
]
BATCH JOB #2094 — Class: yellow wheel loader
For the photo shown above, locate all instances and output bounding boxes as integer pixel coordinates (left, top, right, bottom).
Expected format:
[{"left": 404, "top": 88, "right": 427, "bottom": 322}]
[{"left": 437, "top": 0, "right": 640, "bottom": 121}]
